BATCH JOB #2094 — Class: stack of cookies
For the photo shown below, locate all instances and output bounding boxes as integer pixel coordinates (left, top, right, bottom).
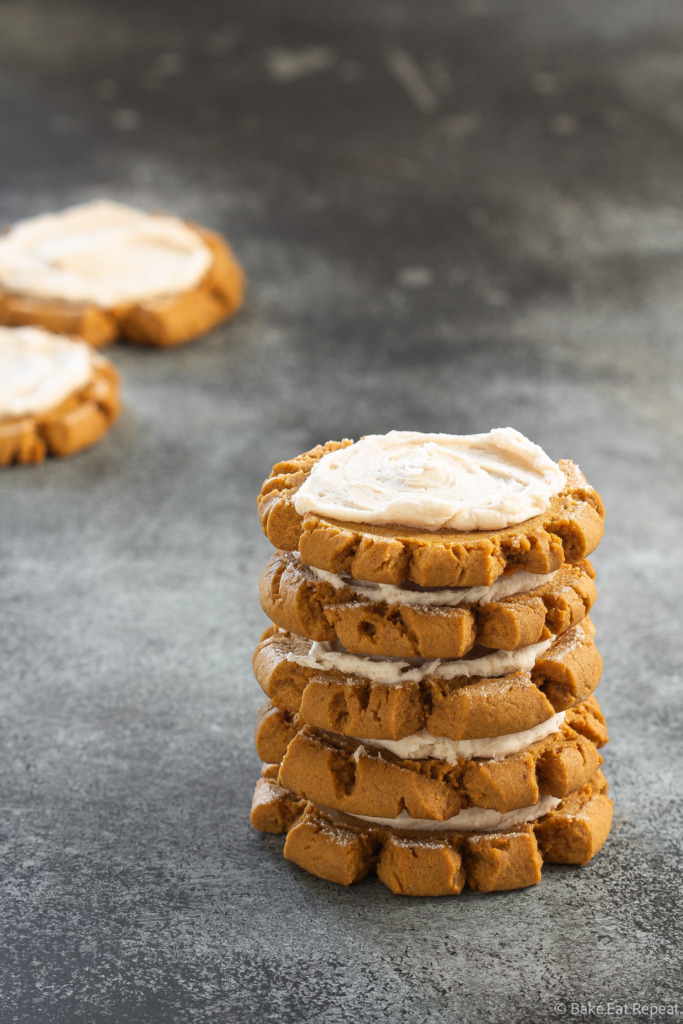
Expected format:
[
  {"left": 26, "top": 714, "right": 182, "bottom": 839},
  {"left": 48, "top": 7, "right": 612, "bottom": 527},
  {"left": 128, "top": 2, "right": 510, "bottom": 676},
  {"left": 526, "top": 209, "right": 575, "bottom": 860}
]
[{"left": 250, "top": 429, "right": 612, "bottom": 896}]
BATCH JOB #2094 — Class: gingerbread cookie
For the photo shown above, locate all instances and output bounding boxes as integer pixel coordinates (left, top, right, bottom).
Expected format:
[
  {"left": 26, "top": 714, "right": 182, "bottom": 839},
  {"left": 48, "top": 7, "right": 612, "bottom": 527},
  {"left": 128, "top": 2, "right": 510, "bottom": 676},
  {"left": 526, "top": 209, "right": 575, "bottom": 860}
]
[
  {"left": 0, "top": 325, "right": 120, "bottom": 466},
  {"left": 260, "top": 550, "right": 596, "bottom": 658},
  {"left": 256, "top": 697, "right": 607, "bottom": 820},
  {"left": 258, "top": 432, "right": 604, "bottom": 587},
  {"left": 251, "top": 767, "right": 613, "bottom": 894},
  {"left": 253, "top": 620, "right": 602, "bottom": 741},
  {"left": 0, "top": 200, "right": 244, "bottom": 348},
  {"left": 251, "top": 429, "right": 611, "bottom": 893}
]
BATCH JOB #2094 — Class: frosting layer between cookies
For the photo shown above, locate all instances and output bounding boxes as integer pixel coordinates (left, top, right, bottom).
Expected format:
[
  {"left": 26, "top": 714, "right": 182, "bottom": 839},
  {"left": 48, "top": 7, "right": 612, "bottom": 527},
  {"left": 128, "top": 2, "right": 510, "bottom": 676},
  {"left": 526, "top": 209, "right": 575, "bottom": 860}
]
[
  {"left": 355, "top": 710, "right": 566, "bottom": 763},
  {"left": 0, "top": 325, "right": 93, "bottom": 418},
  {"left": 300, "top": 555, "right": 558, "bottom": 607},
  {"left": 293, "top": 428, "right": 565, "bottom": 531},
  {"left": 350, "top": 793, "right": 561, "bottom": 832},
  {"left": 0, "top": 200, "right": 213, "bottom": 306},
  {"left": 286, "top": 635, "right": 553, "bottom": 685}
]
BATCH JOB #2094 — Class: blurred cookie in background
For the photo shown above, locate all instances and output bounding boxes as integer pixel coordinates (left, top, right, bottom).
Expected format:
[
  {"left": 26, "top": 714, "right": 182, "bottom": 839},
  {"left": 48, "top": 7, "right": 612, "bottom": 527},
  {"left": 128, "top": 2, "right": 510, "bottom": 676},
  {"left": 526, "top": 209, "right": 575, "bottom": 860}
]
[
  {"left": 0, "top": 324, "right": 120, "bottom": 466},
  {"left": 0, "top": 200, "right": 245, "bottom": 348}
]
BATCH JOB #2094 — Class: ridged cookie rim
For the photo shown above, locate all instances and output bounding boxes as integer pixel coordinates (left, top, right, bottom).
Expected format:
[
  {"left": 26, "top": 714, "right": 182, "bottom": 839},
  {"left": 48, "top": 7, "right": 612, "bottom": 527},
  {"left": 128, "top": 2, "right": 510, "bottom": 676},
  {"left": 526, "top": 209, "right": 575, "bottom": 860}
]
[
  {"left": 260, "top": 550, "right": 597, "bottom": 658},
  {"left": 269, "top": 697, "right": 608, "bottom": 819},
  {"left": 250, "top": 768, "right": 613, "bottom": 895},
  {"left": 253, "top": 620, "right": 603, "bottom": 741}
]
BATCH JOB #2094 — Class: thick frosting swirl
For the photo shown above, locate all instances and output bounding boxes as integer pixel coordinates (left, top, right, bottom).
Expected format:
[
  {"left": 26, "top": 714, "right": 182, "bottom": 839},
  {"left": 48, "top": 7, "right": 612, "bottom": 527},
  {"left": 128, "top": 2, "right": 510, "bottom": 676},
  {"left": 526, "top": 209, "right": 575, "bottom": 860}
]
[
  {"left": 0, "top": 326, "right": 93, "bottom": 418},
  {"left": 294, "top": 428, "right": 565, "bottom": 531},
  {"left": 0, "top": 199, "right": 213, "bottom": 306}
]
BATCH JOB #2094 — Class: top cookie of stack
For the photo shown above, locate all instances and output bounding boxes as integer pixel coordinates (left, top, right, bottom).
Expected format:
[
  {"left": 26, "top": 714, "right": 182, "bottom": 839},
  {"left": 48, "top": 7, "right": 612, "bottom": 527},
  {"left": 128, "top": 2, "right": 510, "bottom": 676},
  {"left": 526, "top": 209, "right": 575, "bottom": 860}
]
[
  {"left": 259, "top": 430, "right": 604, "bottom": 582},
  {"left": 251, "top": 429, "right": 610, "bottom": 896},
  {"left": 258, "top": 429, "right": 604, "bottom": 658}
]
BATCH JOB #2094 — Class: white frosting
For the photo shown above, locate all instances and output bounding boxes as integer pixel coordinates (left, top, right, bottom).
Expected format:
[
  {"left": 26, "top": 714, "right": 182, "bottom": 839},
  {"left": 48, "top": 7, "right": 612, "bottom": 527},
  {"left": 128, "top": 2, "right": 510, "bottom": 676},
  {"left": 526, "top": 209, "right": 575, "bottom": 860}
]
[
  {"left": 286, "top": 636, "right": 552, "bottom": 685},
  {"left": 351, "top": 793, "right": 561, "bottom": 832},
  {"left": 0, "top": 326, "right": 93, "bottom": 418},
  {"left": 294, "top": 428, "right": 565, "bottom": 531},
  {"left": 300, "top": 557, "right": 557, "bottom": 607},
  {"left": 356, "top": 711, "right": 565, "bottom": 763},
  {"left": 0, "top": 199, "right": 213, "bottom": 307}
]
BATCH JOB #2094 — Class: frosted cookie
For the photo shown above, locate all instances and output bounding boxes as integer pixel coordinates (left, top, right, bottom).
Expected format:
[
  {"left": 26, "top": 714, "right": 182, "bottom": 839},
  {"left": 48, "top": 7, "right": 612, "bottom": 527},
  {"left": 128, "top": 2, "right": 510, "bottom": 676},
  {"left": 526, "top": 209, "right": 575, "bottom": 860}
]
[
  {"left": 0, "top": 200, "right": 244, "bottom": 348},
  {"left": 261, "top": 550, "right": 596, "bottom": 658},
  {"left": 255, "top": 697, "right": 607, "bottom": 820},
  {"left": 258, "top": 430, "right": 604, "bottom": 587},
  {"left": 0, "top": 325, "right": 120, "bottom": 466},
  {"left": 253, "top": 620, "right": 602, "bottom": 742},
  {"left": 251, "top": 767, "right": 613, "bottom": 894}
]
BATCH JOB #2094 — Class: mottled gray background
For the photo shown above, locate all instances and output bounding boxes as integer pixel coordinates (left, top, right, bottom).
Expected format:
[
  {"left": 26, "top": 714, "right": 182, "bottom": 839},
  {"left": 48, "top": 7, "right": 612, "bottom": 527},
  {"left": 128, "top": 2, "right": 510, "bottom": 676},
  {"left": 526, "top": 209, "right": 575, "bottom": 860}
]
[{"left": 1, "top": 1, "right": 682, "bottom": 1022}]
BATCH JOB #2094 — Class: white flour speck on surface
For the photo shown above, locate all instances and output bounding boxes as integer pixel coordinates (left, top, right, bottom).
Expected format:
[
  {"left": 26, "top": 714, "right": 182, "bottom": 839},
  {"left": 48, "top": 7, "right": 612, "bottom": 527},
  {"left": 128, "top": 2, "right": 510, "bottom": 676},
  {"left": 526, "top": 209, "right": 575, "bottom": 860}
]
[
  {"left": 385, "top": 49, "right": 439, "bottom": 113},
  {"left": 265, "top": 47, "right": 336, "bottom": 83}
]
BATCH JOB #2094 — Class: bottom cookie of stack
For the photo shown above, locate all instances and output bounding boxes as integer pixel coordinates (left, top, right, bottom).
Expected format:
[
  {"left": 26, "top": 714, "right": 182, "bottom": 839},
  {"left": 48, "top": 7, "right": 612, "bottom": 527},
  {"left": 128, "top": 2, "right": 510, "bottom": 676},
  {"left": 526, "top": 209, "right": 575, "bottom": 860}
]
[{"left": 251, "top": 766, "right": 613, "bottom": 896}]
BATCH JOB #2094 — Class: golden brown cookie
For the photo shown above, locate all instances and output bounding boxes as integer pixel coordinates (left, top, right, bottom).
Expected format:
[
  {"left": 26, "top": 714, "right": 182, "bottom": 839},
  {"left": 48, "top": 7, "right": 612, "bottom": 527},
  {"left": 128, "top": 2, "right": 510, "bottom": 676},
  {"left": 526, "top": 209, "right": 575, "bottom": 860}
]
[
  {"left": 253, "top": 620, "right": 602, "bottom": 741},
  {"left": 258, "top": 441, "right": 604, "bottom": 588},
  {"left": 250, "top": 767, "right": 613, "bottom": 894},
  {"left": 0, "top": 354, "right": 120, "bottom": 466},
  {"left": 260, "top": 697, "right": 607, "bottom": 820},
  {"left": 260, "top": 551, "right": 596, "bottom": 658},
  {"left": 0, "top": 224, "right": 244, "bottom": 348},
  {"left": 255, "top": 701, "right": 299, "bottom": 765}
]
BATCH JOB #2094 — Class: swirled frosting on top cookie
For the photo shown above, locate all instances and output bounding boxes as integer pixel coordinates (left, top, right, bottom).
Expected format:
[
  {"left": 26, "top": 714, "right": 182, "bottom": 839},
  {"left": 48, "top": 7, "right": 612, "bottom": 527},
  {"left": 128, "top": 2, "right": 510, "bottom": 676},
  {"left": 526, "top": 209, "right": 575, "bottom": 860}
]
[
  {"left": 0, "top": 325, "right": 93, "bottom": 418},
  {"left": 0, "top": 200, "right": 212, "bottom": 307},
  {"left": 294, "top": 428, "right": 565, "bottom": 531}
]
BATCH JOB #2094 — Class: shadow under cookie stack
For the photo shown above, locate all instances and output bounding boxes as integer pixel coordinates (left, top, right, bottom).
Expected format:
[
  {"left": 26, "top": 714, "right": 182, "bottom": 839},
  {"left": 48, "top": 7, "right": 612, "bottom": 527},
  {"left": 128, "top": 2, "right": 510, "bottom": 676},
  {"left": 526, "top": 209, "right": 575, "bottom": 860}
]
[{"left": 250, "top": 429, "right": 612, "bottom": 896}]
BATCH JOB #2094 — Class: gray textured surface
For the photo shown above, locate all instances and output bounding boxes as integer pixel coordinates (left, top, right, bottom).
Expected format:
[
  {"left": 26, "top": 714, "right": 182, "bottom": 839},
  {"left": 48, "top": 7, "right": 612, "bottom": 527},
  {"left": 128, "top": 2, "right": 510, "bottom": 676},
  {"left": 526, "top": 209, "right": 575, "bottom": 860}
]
[{"left": 1, "top": 1, "right": 682, "bottom": 1021}]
